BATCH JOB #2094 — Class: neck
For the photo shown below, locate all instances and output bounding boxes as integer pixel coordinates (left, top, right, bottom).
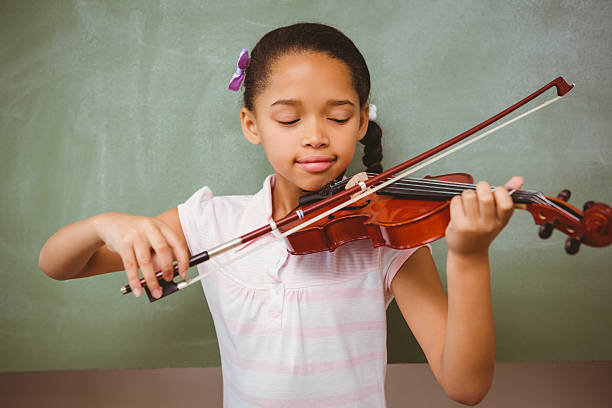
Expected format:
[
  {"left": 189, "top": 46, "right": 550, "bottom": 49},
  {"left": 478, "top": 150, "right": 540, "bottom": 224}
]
[{"left": 270, "top": 174, "right": 304, "bottom": 221}]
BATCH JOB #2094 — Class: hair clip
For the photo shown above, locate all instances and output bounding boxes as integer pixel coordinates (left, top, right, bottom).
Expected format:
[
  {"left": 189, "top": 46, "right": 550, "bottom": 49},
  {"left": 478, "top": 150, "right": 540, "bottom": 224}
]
[
  {"left": 228, "top": 48, "right": 249, "bottom": 91},
  {"left": 369, "top": 104, "right": 377, "bottom": 121}
]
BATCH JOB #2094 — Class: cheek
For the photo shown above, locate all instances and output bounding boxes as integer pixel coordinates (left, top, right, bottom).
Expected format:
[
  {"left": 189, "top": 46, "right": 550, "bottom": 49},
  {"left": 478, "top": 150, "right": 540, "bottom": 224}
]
[
  {"left": 265, "top": 141, "right": 290, "bottom": 161},
  {"left": 260, "top": 131, "right": 293, "bottom": 162},
  {"left": 340, "top": 143, "right": 359, "bottom": 163},
  {"left": 336, "top": 126, "right": 362, "bottom": 154}
]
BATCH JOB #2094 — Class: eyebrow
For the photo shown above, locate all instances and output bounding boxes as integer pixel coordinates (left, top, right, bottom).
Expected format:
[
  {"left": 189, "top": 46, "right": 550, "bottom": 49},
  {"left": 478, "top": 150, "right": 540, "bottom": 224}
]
[{"left": 270, "top": 99, "right": 355, "bottom": 107}]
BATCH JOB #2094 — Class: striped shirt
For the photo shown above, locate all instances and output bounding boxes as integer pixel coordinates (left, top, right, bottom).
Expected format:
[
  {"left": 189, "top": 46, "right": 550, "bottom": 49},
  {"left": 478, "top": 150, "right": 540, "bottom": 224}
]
[{"left": 178, "top": 175, "right": 427, "bottom": 407}]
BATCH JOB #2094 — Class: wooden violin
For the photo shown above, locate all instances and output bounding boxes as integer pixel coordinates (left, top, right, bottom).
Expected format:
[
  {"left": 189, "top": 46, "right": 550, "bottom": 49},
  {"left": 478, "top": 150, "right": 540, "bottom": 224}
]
[
  {"left": 283, "top": 172, "right": 612, "bottom": 256},
  {"left": 118, "top": 76, "right": 612, "bottom": 302}
]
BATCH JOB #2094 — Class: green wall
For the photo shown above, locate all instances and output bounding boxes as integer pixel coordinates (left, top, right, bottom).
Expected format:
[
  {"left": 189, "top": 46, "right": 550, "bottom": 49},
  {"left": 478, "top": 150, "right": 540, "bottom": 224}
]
[{"left": 1, "top": 0, "right": 611, "bottom": 371}]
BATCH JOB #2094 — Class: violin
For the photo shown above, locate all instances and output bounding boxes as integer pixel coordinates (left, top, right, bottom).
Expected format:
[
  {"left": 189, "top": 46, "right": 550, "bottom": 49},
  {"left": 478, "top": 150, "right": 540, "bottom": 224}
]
[
  {"left": 283, "top": 172, "right": 612, "bottom": 256},
  {"left": 119, "top": 76, "right": 612, "bottom": 302}
]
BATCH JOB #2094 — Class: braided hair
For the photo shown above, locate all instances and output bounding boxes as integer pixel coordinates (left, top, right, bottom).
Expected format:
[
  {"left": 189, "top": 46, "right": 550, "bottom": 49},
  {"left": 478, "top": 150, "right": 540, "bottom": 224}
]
[{"left": 242, "top": 22, "right": 383, "bottom": 173}]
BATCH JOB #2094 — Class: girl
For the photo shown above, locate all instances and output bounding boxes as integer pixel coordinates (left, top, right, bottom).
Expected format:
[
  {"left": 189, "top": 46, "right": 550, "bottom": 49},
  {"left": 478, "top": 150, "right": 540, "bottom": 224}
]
[{"left": 40, "top": 23, "right": 523, "bottom": 407}]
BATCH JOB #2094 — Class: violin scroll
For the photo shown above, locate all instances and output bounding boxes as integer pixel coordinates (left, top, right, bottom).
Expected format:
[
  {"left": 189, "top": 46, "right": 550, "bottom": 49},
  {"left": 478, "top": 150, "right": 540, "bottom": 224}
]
[
  {"left": 581, "top": 202, "right": 612, "bottom": 248},
  {"left": 564, "top": 202, "right": 612, "bottom": 255},
  {"left": 525, "top": 191, "right": 612, "bottom": 254}
]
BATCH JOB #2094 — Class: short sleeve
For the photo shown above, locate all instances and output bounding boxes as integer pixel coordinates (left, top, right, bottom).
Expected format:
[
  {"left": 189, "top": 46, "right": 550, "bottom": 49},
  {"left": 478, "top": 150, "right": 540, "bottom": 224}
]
[
  {"left": 177, "top": 186, "right": 214, "bottom": 256},
  {"left": 381, "top": 244, "right": 432, "bottom": 307}
]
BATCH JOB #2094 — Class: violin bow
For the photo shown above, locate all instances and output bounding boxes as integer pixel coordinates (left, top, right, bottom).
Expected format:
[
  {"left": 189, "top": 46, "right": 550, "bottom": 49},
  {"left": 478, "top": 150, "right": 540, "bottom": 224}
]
[{"left": 121, "top": 77, "right": 576, "bottom": 301}]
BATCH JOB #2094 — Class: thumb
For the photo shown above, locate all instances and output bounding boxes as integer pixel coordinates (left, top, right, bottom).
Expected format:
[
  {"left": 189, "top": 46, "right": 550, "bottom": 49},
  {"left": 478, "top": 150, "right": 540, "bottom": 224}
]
[{"left": 504, "top": 176, "right": 524, "bottom": 190}]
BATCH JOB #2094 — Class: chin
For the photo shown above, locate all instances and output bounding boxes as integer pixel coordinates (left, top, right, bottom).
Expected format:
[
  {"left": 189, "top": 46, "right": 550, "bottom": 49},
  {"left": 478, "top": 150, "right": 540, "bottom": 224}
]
[
  {"left": 297, "top": 179, "right": 327, "bottom": 193},
  {"left": 278, "top": 166, "right": 344, "bottom": 193},
  {"left": 300, "top": 171, "right": 343, "bottom": 192}
]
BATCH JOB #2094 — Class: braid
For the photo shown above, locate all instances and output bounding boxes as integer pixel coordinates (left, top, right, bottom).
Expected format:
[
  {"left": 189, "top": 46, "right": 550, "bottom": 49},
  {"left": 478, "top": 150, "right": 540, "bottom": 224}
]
[{"left": 360, "top": 120, "right": 383, "bottom": 173}]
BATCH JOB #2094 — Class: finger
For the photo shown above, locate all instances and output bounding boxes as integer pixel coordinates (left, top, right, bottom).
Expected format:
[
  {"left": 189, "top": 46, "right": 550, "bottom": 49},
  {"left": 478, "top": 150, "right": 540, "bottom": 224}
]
[
  {"left": 133, "top": 235, "right": 161, "bottom": 299},
  {"left": 476, "top": 181, "right": 495, "bottom": 222},
  {"left": 504, "top": 175, "right": 524, "bottom": 191},
  {"left": 160, "top": 225, "right": 190, "bottom": 279},
  {"left": 449, "top": 194, "right": 464, "bottom": 225},
  {"left": 120, "top": 246, "right": 142, "bottom": 298},
  {"left": 145, "top": 223, "right": 175, "bottom": 282},
  {"left": 494, "top": 186, "right": 515, "bottom": 224},
  {"left": 461, "top": 188, "right": 479, "bottom": 218}
]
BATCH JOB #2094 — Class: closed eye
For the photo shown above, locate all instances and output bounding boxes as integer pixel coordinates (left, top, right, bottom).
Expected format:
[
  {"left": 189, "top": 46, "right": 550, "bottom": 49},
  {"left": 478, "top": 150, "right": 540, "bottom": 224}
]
[
  {"left": 278, "top": 118, "right": 348, "bottom": 125},
  {"left": 278, "top": 119, "right": 300, "bottom": 125}
]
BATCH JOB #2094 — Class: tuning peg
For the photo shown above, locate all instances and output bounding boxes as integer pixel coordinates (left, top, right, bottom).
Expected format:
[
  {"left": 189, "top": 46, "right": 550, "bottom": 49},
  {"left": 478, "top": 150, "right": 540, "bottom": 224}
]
[
  {"left": 557, "top": 189, "right": 571, "bottom": 202},
  {"left": 538, "top": 222, "right": 553, "bottom": 239},
  {"left": 565, "top": 237, "right": 581, "bottom": 255},
  {"left": 583, "top": 201, "right": 595, "bottom": 211}
]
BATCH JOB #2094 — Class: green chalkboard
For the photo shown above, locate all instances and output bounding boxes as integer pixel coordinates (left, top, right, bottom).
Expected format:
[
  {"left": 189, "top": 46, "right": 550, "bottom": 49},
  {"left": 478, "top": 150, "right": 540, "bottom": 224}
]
[{"left": 1, "top": 0, "right": 611, "bottom": 372}]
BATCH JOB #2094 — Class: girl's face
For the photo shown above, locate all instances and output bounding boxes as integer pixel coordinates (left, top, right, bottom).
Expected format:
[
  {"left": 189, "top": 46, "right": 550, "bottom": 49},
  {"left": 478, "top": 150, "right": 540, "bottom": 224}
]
[{"left": 241, "top": 52, "right": 369, "bottom": 194}]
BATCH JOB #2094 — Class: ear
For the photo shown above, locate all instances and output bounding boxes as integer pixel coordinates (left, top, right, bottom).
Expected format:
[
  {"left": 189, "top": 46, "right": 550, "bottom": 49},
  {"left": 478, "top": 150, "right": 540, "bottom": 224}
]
[
  {"left": 357, "top": 104, "right": 369, "bottom": 141},
  {"left": 241, "top": 107, "right": 261, "bottom": 145}
]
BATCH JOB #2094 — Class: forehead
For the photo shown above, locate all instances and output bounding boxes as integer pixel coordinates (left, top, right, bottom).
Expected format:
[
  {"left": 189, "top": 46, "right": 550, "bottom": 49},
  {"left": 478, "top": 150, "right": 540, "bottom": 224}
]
[{"left": 257, "top": 51, "right": 358, "bottom": 107}]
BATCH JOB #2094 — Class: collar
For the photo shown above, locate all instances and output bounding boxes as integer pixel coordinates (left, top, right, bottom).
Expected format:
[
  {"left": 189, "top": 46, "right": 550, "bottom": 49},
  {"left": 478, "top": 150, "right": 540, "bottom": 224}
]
[{"left": 236, "top": 175, "right": 280, "bottom": 251}]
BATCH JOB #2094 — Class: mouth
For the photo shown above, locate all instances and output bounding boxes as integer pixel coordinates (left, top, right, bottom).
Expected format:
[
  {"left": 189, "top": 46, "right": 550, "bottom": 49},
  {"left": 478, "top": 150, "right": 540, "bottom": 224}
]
[{"left": 296, "top": 156, "right": 336, "bottom": 173}]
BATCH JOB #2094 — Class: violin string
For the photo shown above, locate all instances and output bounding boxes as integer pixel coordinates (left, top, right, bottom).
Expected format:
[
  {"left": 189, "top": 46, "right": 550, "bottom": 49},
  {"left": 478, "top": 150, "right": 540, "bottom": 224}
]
[
  {"left": 384, "top": 177, "right": 519, "bottom": 192},
  {"left": 333, "top": 176, "right": 539, "bottom": 207},
  {"left": 310, "top": 173, "right": 536, "bottom": 206},
  {"left": 339, "top": 177, "right": 536, "bottom": 203},
  {"left": 374, "top": 178, "right": 538, "bottom": 202},
  {"left": 533, "top": 192, "right": 581, "bottom": 221},
  {"left": 179, "top": 94, "right": 565, "bottom": 291},
  {"left": 341, "top": 174, "right": 539, "bottom": 201},
  {"left": 367, "top": 175, "right": 522, "bottom": 192},
  {"left": 381, "top": 188, "right": 536, "bottom": 203},
  {"left": 386, "top": 183, "right": 535, "bottom": 199},
  {"left": 382, "top": 185, "right": 532, "bottom": 200}
]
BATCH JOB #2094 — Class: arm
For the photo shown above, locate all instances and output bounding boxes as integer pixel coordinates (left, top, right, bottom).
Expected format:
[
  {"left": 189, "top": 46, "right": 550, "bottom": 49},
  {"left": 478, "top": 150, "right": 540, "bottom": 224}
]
[
  {"left": 390, "top": 177, "right": 523, "bottom": 406},
  {"left": 391, "top": 247, "right": 494, "bottom": 406},
  {"left": 39, "top": 209, "right": 190, "bottom": 299}
]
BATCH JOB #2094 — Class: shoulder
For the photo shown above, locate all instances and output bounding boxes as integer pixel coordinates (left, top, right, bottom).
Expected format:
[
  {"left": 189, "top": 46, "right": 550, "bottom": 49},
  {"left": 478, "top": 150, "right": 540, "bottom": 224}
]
[
  {"left": 176, "top": 184, "right": 258, "bottom": 253},
  {"left": 180, "top": 186, "right": 252, "bottom": 212}
]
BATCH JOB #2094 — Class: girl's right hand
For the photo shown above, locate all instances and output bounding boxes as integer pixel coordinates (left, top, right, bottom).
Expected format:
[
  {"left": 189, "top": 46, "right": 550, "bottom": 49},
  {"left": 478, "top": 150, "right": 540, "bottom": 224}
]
[{"left": 94, "top": 212, "right": 190, "bottom": 299}]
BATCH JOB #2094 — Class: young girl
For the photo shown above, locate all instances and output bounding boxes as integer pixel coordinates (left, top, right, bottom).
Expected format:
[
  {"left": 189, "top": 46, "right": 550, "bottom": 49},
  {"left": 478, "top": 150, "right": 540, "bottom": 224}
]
[{"left": 40, "top": 23, "right": 523, "bottom": 407}]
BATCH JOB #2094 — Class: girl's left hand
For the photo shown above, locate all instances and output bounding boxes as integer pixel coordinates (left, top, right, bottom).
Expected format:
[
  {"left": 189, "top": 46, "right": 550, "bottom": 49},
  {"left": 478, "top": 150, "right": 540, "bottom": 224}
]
[{"left": 445, "top": 176, "right": 524, "bottom": 257}]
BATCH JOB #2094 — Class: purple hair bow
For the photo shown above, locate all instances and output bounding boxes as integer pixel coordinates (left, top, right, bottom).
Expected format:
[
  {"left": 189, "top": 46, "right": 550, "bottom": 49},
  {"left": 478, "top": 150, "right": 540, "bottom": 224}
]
[{"left": 228, "top": 48, "right": 249, "bottom": 91}]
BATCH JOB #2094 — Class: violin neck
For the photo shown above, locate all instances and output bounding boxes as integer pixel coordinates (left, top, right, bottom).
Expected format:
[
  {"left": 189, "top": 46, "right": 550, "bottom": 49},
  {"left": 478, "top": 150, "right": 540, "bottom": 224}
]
[{"left": 378, "top": 178, "right": 537, "bottom": 204}]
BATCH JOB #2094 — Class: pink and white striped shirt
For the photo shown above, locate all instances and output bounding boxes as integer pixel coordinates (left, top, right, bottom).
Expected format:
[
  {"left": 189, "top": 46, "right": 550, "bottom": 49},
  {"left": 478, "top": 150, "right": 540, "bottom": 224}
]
[{"left": 178, "top": 175, "right": 427, "bottom": 407}]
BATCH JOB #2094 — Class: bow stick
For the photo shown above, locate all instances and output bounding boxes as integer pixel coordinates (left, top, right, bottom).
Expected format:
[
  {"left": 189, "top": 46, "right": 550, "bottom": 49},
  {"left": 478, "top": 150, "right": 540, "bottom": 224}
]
[{"left": 121, "top": 76, "right": 574, "bottom": 301}]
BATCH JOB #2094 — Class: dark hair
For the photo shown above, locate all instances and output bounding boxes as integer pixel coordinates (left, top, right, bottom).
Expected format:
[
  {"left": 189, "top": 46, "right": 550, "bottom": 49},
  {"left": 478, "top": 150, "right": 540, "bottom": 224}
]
[{"left": 242, "top": 22, "right": 383, "bottom": 173}]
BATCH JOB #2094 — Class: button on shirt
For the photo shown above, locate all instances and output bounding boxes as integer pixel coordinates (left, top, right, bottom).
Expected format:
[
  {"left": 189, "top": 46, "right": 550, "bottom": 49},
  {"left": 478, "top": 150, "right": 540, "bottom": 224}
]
[{"left": 178, "top": 175, "right": 427, "bottom": 407}]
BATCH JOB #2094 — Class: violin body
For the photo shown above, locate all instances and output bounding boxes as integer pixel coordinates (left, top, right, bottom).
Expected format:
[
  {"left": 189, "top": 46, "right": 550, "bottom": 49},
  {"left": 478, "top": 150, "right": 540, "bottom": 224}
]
[{"left": 281, "top": 173, "right": 473, "bottom": 254}]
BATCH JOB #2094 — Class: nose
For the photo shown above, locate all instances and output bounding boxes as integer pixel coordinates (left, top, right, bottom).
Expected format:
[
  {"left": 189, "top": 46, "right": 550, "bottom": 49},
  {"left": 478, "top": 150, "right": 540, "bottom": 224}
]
[{"left": 301, "top": 118, "right": 329, "bottom": 148}]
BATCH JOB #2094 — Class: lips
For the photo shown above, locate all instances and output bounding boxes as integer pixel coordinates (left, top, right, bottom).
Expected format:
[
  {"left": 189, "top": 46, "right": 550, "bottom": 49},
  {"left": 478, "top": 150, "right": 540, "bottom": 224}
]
[{"left": 296, "top": 156, "right": 335, "bottom": 173}]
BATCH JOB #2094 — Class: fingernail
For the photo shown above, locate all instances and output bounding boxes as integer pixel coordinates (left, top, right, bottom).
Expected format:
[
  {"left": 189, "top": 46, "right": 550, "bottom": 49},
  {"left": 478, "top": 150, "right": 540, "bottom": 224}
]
[
  {"left": 133, "top": 287, "right": 142, "bottom": 297},
  {"left": 154, "top": 288, "right": 162, "bottom": 299}
]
